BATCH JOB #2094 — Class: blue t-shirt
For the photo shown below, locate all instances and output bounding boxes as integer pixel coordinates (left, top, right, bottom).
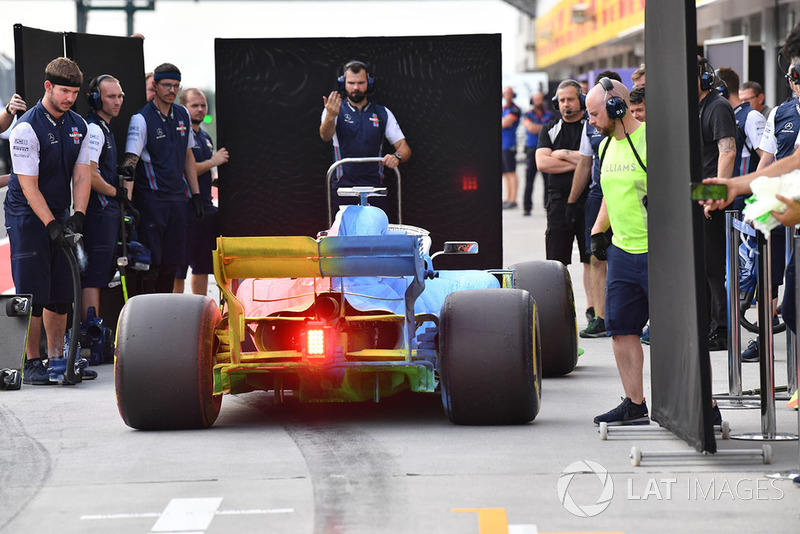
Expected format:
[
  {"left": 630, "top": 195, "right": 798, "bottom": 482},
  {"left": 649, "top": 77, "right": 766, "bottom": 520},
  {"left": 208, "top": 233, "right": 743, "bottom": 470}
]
[
  {"left": 5, "top": 100, "right": 89, "bottom": 217},
  {"left": 502, "top": 103, "right": 521, "bottom": 151},
  {"left": 125, "top": 100, "right": 194, "bottom": 197},
  {"left": 772, "top": 98, "right": 800, "bottom": 160},
  {"left": 583, "top": 122, "right": 605, "bottom": 198},
  {"left": 330, "top": 100, "right": 390, "bottom": 187},
  {"left": 191, "top": 127, "right": 215, "bottom": 208},
  {"left": 523, "top": 108, "right": 553, "bottom": 148},
  {"left": 86, "top": 112, "right": 120, "bottom": 212}
]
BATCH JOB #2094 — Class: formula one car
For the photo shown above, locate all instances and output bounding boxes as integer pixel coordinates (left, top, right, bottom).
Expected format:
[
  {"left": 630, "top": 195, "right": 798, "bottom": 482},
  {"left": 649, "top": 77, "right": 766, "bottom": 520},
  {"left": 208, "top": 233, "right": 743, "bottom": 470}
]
[{"left": 115, "top": 162, "right": 577, "bottom": 430}]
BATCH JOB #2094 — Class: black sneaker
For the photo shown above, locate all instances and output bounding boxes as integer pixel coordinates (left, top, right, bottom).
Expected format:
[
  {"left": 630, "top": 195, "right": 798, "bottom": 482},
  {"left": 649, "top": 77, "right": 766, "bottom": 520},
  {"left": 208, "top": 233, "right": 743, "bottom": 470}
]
[
  {"left": 707, "top": 331, "right": 727, "bottom": 351},
  {"left": 585, "top": 307, "right": 595, "bottom": 323},
  {"left": 741, "top": 339, "right": 759, "bottom": 363},
  {"left": 80, "top": 367, "right": 98, "bottom": 380},
  {"left": 22, "top": 359, "right": 53, "bottom": 386},
  {"left": 593, "top": 397, "right": 650, "bottom": 426},
  {"left": 712, "top": 404, "right": 723, "bottom": 426},
  {"left": 523, "top": 209, "right": 531, "bottom": 216},
  {"left": 580, "top": 316, "right": 607, "bottom": 338}
]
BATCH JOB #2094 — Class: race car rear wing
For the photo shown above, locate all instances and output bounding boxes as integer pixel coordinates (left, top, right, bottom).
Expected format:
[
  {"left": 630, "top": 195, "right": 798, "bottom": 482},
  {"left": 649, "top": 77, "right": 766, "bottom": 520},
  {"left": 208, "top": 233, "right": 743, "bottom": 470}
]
[{"left": 214, "top": 234, "right": 426, "bottom": 363}]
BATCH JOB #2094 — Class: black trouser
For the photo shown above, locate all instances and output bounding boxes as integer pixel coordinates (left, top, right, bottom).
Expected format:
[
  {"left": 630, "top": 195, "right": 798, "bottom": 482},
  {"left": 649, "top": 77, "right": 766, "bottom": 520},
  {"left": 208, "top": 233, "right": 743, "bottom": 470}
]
[
  {"left": 545, "top": 188, "right": 588, "bottom": 265},
  {"left": 703, "top": 211, "right": 727, "bottom": 335},
  {"left": 523, "top": 146, "right": 542, "bottom": 212}
]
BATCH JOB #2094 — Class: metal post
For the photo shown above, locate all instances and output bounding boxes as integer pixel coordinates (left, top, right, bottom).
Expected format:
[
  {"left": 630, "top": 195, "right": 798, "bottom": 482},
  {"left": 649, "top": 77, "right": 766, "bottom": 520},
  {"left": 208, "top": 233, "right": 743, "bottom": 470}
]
[
  {"left": 726, "top": 210, "right": 742, "bottom": 396},
  {"left": 766, "top": 235, "right": 800, "bottom": 479},
  {"left": 758, "top": 231, "right": 777, "bottom": 435},
  {"left": 716, "top": 213, "right": 759, "bottom": 408},
  {"left": 733, "top": 231, "right": 796, "bottom": 441}
]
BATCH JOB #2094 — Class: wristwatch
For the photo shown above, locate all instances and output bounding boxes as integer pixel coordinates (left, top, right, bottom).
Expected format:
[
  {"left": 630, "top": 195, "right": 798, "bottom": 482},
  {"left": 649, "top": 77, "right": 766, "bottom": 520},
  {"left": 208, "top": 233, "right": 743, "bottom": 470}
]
[{"left": 393, "top": 152, "right": 402, "bottom": 162}]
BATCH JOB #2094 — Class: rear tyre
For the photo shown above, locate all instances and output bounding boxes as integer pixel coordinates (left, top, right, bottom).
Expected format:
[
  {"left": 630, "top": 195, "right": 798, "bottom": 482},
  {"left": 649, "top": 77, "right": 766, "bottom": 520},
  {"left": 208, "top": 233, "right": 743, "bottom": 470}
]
[
  {"left": 116, "top": 294, "right": 222, "bottom": 430},
  {"left": 439, "top": 289, "right": 540, "bottom": 425},
  {"left": 511, "top": 260, "right": 578, "bottom": 377}
]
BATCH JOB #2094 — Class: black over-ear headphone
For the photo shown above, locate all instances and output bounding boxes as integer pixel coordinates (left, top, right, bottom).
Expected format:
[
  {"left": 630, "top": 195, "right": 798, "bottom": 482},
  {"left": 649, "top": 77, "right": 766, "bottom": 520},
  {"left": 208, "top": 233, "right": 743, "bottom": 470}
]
[
  {"left": 86, "top": 74, "right": 113, "bottom": 110},
  {"left": 551, "top": 79, "right": 586, "bottom": 112},
  {"left": 714, "top": 70, "right": 730, "bottom": 99},
  {"left": 699, "top": 57, "right": 716, "bottom": 92},
  {"left": 599, "top": 77, "right": 627, "bottom": 119},
  {"left": 337, "top": 61, "right": 375, "bottom": 94}
]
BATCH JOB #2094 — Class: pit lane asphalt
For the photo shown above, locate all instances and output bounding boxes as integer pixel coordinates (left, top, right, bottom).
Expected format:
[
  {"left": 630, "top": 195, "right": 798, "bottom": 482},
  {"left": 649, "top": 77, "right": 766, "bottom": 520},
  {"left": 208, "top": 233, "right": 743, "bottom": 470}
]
[{"left": 0, "top": 193, "right": 798, "bottom": 534}]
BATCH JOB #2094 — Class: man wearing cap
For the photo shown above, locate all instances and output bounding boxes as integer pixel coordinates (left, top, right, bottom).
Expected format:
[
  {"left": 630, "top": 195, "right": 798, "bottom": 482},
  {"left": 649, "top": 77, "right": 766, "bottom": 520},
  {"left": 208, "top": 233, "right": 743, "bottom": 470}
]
[
  {"left": 3, "top": 57, "right": 93, "bottom": 385},
  {"left": 122, "top": 63, "right": 201, "bottom": 294}
]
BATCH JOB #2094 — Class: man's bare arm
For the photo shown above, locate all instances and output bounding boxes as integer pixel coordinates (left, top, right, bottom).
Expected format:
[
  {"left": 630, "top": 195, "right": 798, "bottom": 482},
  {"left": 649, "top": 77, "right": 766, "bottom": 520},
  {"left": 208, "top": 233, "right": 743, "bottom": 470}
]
[
  {"left": 716, "top": 136, "right": 736, "bottom": 179},
  {"left": 536, "top": 147, "right": 577, "bottom": 174},
  {"left": 568, "top": 155, "right": 592, "bottom": 203}
]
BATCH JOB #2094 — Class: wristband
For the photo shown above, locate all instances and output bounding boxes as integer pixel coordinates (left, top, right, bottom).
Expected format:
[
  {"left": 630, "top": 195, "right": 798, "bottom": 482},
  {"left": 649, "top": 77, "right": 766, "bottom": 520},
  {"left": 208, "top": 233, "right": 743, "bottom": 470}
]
[{"left": 4, "top": 102, "right": 10, "bottom": 115}]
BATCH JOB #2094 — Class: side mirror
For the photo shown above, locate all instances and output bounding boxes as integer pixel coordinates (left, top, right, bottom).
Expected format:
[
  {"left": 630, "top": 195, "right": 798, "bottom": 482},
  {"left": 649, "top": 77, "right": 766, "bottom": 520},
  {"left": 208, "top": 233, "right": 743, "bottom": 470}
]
[{"left": 431, "top": 241, "right": 479, "bottom": 263}]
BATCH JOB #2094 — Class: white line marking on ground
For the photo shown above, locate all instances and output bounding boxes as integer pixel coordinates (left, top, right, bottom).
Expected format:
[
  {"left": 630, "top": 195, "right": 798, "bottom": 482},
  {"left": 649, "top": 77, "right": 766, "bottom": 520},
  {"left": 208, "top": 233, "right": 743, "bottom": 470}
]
[
  {"left": 509, "top": 525, "right": 538, "bottom": 534},
  {"left": 149, "top": 498, "right": 222, "bottom": 532}
]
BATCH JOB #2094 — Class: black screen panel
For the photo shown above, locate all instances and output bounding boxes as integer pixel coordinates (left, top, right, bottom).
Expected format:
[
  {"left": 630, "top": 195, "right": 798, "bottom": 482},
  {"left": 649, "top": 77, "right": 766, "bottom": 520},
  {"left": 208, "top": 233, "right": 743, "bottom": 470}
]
[
  {"left": 215, "top": 34, "right": 502, "bottom": 269},
  {"left": 66, "top": 32, "right": 145, "bottom": 165}
]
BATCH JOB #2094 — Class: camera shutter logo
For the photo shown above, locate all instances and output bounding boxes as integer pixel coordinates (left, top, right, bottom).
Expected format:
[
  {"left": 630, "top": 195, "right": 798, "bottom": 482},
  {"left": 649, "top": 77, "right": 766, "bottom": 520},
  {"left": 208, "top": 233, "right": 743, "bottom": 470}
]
[{"left": 557, "top": 460, "right": 614, "bottom": 517}]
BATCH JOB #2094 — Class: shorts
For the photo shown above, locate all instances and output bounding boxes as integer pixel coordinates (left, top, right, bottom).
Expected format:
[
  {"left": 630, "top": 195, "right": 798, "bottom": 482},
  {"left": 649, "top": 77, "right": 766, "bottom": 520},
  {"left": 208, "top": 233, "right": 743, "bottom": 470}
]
[
  {"left": 135, "top": 193, "right": 188, "bottom": 266},
  {"left": 5, "top": 210, "right": 74, "bottom": 306},
  {"left": 176, "top": 205, "right": 218, "bottom": 279},
  {"left": 81, "top": 205, "right": 120, "bottom": 287},
  {"left": 502, "top": 149, "right": 517, "bottom": 174},
  {"left": 605, "top": 245, "right": 649, "bottom": 336}
]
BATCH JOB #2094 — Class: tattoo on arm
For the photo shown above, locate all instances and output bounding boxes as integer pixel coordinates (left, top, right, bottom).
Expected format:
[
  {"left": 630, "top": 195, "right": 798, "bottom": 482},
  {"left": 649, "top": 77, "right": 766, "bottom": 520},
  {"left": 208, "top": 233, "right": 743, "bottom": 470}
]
[
  {"left": 718, "top": 137, "right": 736, "bottom": 154},
  {"left": 122, "top": 153, "right": 140, "bottom": 169}
]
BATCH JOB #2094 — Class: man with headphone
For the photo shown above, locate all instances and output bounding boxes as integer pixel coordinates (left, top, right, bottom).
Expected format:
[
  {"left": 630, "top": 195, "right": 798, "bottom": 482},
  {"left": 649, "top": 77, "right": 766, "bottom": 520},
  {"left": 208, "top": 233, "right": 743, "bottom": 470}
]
[
  {"left": 81, "top": 74, "right": 127, "bottom": 325},
  {"left": 320, "top": 60, "right": 411, "bottom": 216},
  {"left": 123, "top": 63, "right": 202, "bottom": 294},
  {"left": 4, "top": 57, "right": 93, "bottom": 385},
  {"left": 698, "top": 57, "right": 737, "bottom": 353},
  {"left": 585, "top": 77, "right": 650, "bottom": 426},
  {"left": 568, "top": 70, "right": 623, "bottom": 339},
  {"left": 536, "top": 79, "right": 589, "bottom": 288}
]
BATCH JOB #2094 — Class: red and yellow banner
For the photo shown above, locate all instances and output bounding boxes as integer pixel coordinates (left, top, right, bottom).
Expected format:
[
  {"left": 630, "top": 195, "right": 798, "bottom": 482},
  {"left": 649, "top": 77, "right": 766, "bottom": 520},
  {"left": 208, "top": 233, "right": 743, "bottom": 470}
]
[{"left": 535, "top": 0, "right": 646, "bottom": 68}]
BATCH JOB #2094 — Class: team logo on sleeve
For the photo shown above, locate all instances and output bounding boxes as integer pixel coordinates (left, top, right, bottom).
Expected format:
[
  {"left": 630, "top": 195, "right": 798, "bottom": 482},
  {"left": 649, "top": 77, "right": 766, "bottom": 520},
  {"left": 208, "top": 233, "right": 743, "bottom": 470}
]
[
  {"left": 177, "top": 121, "right": 187, "bottom": 136},
  {"left": 369, "top": 114, "right": 380, "bottom": 128},
  {"left": 69, "top": 127, "right": 83, "bottom": 144}
]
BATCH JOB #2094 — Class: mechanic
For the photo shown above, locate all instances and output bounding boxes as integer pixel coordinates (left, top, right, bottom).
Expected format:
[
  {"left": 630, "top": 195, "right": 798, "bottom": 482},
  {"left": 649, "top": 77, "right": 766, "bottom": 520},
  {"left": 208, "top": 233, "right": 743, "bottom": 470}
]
[
  {"left": 740, "top": 80, "right": 770, "bottom": 118},
  {"left": 730, "top": 64, "right": 797, "bottom": 361},
  {"left": 567, "top": 70, "right": 623, "bottom": 339},
  {"left": 4, "top": 57, "right": 93, "bottom": 385},
  {"left": 536, "top": 79, "right": 590, "bottom": 315},
  {"left": 520, "top": 91, "right": 551, "bottom": 215},
  {"left": 174, "top": 88, "right": 229, "bottom": 295},
  {"left": 81, "top": 74, "right": 128, "bottom": 321},
  {"left": 122, "top": 62, "right": 202, "bottom": 294},
  {"left": 586, "top": 77, "right": 650, "bottom": 426},
  {"left": 320, "top": 60, "right": 411, "bottom": 216},
  {"left": 629, "top": 85, "right": 645, "bottom": 123},
  {"left": 145, "top": 71, "right": 155, "bottom": 102},
  {"left": 501, "top": 86, "right": 521, "bottom": 209},
  {"left": 698, "top": 56, "right": 737, "bottom": 352},
  {"left": 631, "top": 64, "right": 645, "bottom": 87}
]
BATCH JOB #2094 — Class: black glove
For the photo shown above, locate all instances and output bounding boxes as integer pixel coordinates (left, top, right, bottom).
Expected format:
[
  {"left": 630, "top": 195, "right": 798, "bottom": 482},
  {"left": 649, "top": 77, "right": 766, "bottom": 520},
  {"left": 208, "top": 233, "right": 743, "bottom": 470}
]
[
  {"left": 590, "top": 232, "right": 609, "bottom": 261},
  {"left": 191, "top": 194, "right": 204, "bottom": 219},
  {"left": 114, "top": 185, "right": 128, "bottom": 203},
  {"left": 565, "top": 202, "right": 577, "bottom": 225},
  {"left": 46, "top": 220, "right": 68, "bottom": 248},
  {"left": 64, "top": 211, "right": 85, "bottom": 235},
  {"left": 117, "top": 164, "right": 135, "bottom": 181}
]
